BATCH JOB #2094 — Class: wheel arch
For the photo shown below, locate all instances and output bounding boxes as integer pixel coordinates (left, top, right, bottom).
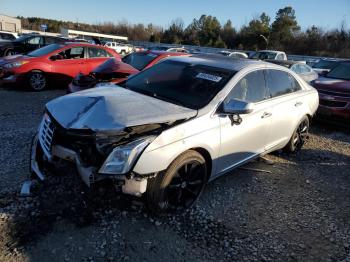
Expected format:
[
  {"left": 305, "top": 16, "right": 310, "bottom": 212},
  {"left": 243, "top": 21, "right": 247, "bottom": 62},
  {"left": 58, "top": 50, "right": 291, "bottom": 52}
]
[{"left": 190, "top": 147, "right": 213, "bottom": 181}]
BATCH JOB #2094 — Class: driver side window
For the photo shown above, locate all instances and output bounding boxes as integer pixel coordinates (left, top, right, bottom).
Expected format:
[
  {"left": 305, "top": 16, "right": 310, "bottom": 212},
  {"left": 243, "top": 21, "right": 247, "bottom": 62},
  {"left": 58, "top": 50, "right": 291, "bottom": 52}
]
[{"left": 226, "top": 70, "right": 268, "bottom": 103}]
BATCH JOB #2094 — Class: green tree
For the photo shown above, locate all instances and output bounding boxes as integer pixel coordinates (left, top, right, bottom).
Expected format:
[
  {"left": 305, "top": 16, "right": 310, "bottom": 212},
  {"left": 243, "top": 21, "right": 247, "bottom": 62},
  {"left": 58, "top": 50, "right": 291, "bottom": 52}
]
[
  {"left": 162, "top": 18, "right": 184, "bottom": 44},
  {"left": 220, "top": 20, "right": 236, "bottom": 48},
  {"left": 238, "top": 12, "right": 271, "bottom": 50},
  {"left": 270, "top": 6, "right": 300, "bottom": 49}
]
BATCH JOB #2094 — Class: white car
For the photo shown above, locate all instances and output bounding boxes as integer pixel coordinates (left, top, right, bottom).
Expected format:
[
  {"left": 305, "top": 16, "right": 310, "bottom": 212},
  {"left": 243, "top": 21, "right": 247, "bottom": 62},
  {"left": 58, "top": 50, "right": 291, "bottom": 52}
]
[
  {"left": 250, "top": 50, "right": 287, "bottom": 60},
  {"left": 23, "top": 55, "right": 319, "bottom": 212},
  {"left": 0, "top": 31, "right": 18, "bottom": 41},
  {"left": 104, "top": 42, "right": 133, "bottom": 55},
  {"left": 219, "top": 51, "right": 248, "bottom": 59}
]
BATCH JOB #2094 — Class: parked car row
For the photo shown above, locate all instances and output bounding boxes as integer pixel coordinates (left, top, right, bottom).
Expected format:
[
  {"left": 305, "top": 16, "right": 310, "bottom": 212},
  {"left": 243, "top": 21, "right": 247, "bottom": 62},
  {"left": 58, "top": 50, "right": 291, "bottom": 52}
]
[
  {"left": 0, "top": 39, "right": 348, "bottom": 123},
  {"left": 68, "top": 50, "right": 189, "bottom": 93}
]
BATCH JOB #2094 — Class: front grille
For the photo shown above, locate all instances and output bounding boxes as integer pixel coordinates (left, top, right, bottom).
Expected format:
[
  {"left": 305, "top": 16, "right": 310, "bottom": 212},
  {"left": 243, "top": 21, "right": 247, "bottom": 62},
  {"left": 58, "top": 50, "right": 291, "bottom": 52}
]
[
  {"left": 38, "top": 114, "right": 55, "bottom": 158},
  {"left": 318, "top": 89, "right": 350, "bottom": 98},
  {"left": 319, "top": 99, "right": 347, "bottom": 108}
]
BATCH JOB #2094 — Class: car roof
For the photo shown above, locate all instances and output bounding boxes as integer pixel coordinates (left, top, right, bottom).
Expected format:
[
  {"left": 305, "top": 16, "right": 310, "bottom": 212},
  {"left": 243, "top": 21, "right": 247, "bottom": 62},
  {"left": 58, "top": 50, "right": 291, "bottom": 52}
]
[
  {"left": 62, "top": 42, "right": 106, "bottom": 48},
  {"left": 166, "top": 53, "right": 271, "bottom": 71},
  {"left": 137, "top": 50, "right": 189, "bottom": 56}
]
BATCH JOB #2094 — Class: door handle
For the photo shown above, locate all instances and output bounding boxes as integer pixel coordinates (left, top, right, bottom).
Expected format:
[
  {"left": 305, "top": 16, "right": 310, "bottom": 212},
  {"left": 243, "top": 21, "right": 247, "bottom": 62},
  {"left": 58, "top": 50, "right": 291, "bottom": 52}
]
[
  {"left": 261, "top": 112, "right": 272, "bottom": 118},
  {"left": 295, "top": 101, "right": 303, "bottom": 107}
]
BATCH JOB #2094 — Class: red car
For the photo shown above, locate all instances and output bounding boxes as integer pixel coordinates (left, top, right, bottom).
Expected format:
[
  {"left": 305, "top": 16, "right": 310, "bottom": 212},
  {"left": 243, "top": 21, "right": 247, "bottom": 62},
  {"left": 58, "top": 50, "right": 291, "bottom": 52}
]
[
  {"left": 0, "top": 43, "right": 120, "bottom": 91},
  {"left": 312, "top": 61, "right": 350, "bottom": 121},
  {"left": 68, "top": 50, "right": 190, "bottom": 93}
]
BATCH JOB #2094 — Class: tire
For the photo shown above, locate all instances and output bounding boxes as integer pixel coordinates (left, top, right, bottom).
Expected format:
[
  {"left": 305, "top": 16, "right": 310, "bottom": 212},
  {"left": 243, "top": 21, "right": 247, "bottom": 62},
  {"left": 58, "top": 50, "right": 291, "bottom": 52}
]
[
  {"left": 4, "top": 49, "right": 16, "bottom": 57},
  {"left": 120, "top": 50, "right": 126, "bottom": 55},
  {"left": 146, "top": 150, "right": 208, "bottom": 213},
  {"left": 27, "top": 71, "right": 47, "bottom": 91},
  {"left": 283, "top": 116, "right": 310, "bottom": 153}
]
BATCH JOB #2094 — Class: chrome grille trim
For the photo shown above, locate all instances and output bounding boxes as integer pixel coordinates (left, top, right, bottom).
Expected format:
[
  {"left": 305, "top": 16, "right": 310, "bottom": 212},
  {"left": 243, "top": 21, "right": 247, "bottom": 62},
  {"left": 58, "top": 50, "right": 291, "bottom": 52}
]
[{"left": 38, "top": 114, "right": 55, "bottom": 159}]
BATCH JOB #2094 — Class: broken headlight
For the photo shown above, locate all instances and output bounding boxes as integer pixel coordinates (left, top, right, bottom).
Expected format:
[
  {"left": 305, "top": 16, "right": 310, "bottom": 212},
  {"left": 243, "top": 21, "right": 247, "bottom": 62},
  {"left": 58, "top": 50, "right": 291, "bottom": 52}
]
[{"left": 98, "top": 136, "right": 155, "bottom": 175}]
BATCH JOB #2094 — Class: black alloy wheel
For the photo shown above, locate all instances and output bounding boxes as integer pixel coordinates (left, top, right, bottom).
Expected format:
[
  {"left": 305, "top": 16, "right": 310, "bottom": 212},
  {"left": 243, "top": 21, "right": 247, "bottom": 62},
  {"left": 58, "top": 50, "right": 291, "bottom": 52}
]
[{"left": 146, "top": 150, "right": 207, "bottom": 213}]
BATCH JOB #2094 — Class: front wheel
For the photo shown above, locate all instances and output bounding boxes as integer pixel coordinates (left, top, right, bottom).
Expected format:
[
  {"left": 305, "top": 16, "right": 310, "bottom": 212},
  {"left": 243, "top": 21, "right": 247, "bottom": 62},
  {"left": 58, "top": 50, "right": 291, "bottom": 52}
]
[
  {"left": 146, "top": 150, "right": 208, "bottom": 213},
  {"left": 284, "top": 116, "right": 310, "bottom": 153},
  {"left": 27, "top": 71, "right": 47, "bottom": 91},
  {"left": 4, "top": 49, "right": 16, "bottom": 56}
]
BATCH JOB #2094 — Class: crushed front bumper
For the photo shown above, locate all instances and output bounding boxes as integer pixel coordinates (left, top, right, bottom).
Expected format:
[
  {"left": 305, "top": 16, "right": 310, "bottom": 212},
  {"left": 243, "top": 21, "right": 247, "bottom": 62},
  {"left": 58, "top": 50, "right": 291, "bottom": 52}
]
[{"left": 21, "top": 133, "right": 148, "bottom": 197}]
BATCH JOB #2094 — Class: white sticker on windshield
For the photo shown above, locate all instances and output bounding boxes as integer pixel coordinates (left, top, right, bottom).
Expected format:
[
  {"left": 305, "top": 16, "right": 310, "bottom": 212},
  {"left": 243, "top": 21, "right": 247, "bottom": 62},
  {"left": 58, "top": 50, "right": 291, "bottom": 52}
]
[{"left": 196, "top": 72, "right": 222, "bottom": 82}]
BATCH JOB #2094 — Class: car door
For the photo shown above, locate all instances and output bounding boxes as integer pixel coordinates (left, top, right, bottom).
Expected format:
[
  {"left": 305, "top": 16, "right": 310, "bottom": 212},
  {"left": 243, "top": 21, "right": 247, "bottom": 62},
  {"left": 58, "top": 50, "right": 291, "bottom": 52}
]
[
  {"left": 85, "top": 46, "right": 112, "bottom": 73},
  {"left": 217, "top": 69, "right": 273, "bottom": 174},
  {"left": 49, "top": 46, "right": 86, "bottom": 83},
  {"left": 264, "top": 69, "right": 304, "bottom": 151}
]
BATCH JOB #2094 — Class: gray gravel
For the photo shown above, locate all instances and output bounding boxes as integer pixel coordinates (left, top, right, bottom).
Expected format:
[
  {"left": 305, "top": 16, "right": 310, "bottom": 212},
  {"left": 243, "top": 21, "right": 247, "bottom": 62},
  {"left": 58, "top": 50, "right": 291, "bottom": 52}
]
[{"left": 0, "top": 87, "right": 349, "bottom": 262}]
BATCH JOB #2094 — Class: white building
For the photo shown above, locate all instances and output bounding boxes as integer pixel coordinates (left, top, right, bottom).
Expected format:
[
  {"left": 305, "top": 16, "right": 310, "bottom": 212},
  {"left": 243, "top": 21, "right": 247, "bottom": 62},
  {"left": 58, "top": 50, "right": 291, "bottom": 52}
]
[
  {"left": 0, "top": 14, "right": 21, "bottom": 32},
  {"left": 60, "top": 28, "right": 128, "bottom": 42}
]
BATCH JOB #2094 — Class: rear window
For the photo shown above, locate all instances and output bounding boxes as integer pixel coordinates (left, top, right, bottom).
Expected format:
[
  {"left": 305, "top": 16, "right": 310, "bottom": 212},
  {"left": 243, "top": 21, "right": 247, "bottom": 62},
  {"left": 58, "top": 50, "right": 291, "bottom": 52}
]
[
  {"left": 265, "top": 70, "right": 301, "bottom": 98},
  {"left": 122, "top": 52, "right": 159, "bottom": 70},
  {"left": 122, "top": 60, "right": 235, "bottom": 109}
]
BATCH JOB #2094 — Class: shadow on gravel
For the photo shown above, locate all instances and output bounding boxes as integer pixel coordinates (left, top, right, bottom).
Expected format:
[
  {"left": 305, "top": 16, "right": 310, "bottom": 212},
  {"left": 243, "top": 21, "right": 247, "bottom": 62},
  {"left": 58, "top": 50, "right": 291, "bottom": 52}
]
[
  {"left": 1, "top": 147, "right": 349, "bottom": 261},
  {"left": 1, "top": 167, "right": 144, "bottom": 253}
]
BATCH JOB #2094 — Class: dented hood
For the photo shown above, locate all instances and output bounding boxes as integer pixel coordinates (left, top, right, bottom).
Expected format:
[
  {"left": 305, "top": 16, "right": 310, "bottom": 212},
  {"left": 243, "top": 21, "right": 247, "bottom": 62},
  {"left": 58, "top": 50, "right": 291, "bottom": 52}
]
[{"left": 46, "top": 85, "right": 197, "bottom": 131}]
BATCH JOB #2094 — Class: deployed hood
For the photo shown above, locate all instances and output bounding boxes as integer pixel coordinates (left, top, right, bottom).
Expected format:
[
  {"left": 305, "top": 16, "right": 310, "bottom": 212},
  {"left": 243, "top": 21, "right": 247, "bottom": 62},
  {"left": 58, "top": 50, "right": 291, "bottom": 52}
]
[
  {"left": 93, "top": 58, "right": 139, "bottom": 75},
  {"left": 46, "top": 85, "right": 197, "bottom": 132},
  {"left": 313, "top": 77, "right": 350, "bottom": 94}
]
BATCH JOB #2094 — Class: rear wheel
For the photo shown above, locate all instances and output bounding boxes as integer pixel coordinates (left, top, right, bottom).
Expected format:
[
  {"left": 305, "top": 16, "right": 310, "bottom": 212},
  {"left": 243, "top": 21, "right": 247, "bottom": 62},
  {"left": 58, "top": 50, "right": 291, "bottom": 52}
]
[
  {"left": 284, "top": 116, "right": 310, "bottom": 153},
  {"left": 27, "top": 71, "right": 47, "bottom": 91},
  {"left": 146, "top": 150, "right": 207, "bottom": 213}
]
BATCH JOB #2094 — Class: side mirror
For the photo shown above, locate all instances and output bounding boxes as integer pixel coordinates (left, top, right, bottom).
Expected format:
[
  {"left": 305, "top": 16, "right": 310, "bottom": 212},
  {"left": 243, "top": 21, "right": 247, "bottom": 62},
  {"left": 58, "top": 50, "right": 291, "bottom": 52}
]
[
  {"left": 221, "top": 99, "right": 254, "bottom": 126},
  {"left": 222, "top": 99, "right": 254, "bottom": 115},
  {"left": 50, "top": 54, "right": 63, "bottom": 61}
]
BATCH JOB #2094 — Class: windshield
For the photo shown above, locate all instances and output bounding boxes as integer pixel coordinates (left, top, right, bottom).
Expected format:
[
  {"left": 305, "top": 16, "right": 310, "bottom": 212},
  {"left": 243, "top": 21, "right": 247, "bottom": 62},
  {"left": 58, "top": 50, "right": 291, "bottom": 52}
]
[
  {"left": 121, "top": 60, "right": 235, "bottom": 109},
  {"left": 250, "top": 51, "right": 277, "bottom": 60},
  {"left": 27, "top": 44, "right": 64, "bottom": 57},
  {"left": 122, "top": 52, "right": 158, "bottom": 71},
  {"left": 326, "top": 63, "right": 350, "bottom": 80},
  {"left": 312, "top": 60, "right": 338, "bottom": 69}
]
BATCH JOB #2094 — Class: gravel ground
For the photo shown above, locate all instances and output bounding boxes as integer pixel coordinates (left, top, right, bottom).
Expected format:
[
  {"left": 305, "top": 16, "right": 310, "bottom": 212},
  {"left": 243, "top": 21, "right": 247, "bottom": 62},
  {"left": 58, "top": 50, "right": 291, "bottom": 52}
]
[{"left": 0, "top": 87, "right": 349, "bottom": 262}]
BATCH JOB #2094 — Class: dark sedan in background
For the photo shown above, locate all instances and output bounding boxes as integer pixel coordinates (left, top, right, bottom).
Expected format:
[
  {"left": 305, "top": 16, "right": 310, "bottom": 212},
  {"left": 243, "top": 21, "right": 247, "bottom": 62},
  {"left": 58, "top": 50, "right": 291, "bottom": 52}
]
[{"left": 0, "top": 34, "right": 67, "bottom": 57}]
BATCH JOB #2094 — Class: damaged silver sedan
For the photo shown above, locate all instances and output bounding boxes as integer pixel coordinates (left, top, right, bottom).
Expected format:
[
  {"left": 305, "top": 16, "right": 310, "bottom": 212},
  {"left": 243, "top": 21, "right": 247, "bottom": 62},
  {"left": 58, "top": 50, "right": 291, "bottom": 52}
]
[{"left": 23, "top": 55, "right": 319, "bottom": 212}]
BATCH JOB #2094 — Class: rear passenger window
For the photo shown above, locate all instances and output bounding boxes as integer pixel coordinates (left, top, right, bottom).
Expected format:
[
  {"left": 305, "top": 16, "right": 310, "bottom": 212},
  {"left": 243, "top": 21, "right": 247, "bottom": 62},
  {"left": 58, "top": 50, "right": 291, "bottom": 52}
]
[
  {"left": 226, "top": 70, "right": 268, "bottom": 103},
  {"left": 88, "top": 47, "right": 111, "bottom": 58},
  {"left": 265, "top": 70, "right": 301, "bottom": 98}
]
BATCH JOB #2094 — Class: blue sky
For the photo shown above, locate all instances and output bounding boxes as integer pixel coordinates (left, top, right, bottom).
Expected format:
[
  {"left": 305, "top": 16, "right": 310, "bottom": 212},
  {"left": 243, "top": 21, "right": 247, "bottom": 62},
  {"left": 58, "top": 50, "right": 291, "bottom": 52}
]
[{"left": 1, "top": 0, "right": 349, "bottom": 30}]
